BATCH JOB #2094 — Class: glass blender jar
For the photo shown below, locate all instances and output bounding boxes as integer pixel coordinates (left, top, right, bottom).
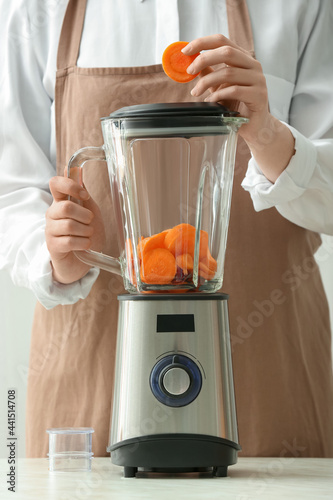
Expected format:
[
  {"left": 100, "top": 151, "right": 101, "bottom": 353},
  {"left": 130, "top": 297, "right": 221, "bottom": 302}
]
[{"left": 68, "top": 102, "right": 248, "bottom": 293}]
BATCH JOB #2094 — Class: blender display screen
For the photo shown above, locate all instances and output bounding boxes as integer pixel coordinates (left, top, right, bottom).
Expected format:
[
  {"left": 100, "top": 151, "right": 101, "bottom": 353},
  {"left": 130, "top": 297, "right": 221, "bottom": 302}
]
[{"left": 156, "top": 314, "right": 195, "bottom": 333}]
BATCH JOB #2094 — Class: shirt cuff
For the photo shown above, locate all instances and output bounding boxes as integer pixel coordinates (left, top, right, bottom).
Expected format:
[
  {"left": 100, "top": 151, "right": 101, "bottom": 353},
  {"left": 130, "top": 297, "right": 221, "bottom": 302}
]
[
  {"left": 241, "top": 122, "right": 317, "bottom": 211},
  {"left": 28, "top": 242, "right": 100, "bottom": 310}
]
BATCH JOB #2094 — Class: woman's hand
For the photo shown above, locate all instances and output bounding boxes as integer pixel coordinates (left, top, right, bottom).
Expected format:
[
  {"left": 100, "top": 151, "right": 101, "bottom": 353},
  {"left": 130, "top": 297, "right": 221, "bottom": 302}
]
[
  {"left": 182, "top": 34, "right": 268, "bottom": 143},
  {"left": 45, "top": 169, "right": 106, "bottom": 284},
  {"left": 182, "top": 34, "right": 295, "bottom": 182}
]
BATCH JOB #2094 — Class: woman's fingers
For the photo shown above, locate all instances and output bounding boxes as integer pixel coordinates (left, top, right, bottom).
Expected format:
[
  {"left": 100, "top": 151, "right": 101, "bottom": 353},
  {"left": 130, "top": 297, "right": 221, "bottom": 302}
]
[
  {"left": 187, "top": 45, "right": 255, "bottom": 75},
  {"left": 49, "top": 174, "right": 90, "bottom": 202},
  {"left": 47, "top": 235, "right": 92, "bottom": 254},
  {"left": 195, "top": 67, "right": 218, "bottom": 93},
  {"left": 191, "top": 66, "right": 262, "bottom": 97},
  {"left": 45, "top": 212, "right": 94, "bottom": 257},
  {"left": 180, "top": 33, "right": 271, "bottom": 148},
  {"left": 46, "top": 217, "right": 94, "bottom": 238},
  {"left": 182, "top": 33, "right": 250, "bottom": 56},
  {"left": 46, "top": 171, "right": 106, "bottom": 283},
  {"left": 203, "top": 84, "right": 268, "bottom": 112},
  {"left": 181, "top": 33, "right": 261, "bottom": 103},
  {"left": 45, "top": 203, "right": 95, "bottom": 256},
  {"left": 47, "top": 199, "right": 94, "bottom": 225}
]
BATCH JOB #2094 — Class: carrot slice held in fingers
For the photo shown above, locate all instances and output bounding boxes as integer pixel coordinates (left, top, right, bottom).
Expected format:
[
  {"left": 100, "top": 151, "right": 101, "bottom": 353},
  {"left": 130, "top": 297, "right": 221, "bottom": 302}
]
[
  {"left": 140, "top": 248, "right": 177, "bottom": 284},
  {"left": 162, "top": 42, "right": 200, "bottom": 83}
]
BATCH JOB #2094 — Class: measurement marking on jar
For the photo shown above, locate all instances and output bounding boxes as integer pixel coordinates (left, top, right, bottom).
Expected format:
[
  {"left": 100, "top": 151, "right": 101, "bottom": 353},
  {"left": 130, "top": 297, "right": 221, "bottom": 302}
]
[{"left": 6, "top": 389, "right": 17, "bottom": 492}]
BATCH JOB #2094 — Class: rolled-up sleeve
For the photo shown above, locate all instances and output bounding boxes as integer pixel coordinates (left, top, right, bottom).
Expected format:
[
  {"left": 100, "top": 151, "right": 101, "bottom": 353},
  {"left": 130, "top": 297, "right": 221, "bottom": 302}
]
[
  {"left": 242, "top": 0, "right": 333, "bottom": 235},
  {"left": 0, "top": 3, "right": 99, "bottom": 309}
]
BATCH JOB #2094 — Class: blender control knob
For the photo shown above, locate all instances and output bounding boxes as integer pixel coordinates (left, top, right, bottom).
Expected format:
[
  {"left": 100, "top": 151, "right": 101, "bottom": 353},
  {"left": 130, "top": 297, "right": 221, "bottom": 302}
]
[
  {"left": 150, "top": 354, "right": 202, "bottom": 407},
  {"left": 162, "top": 367, "right": 191, "bottom": 396}
]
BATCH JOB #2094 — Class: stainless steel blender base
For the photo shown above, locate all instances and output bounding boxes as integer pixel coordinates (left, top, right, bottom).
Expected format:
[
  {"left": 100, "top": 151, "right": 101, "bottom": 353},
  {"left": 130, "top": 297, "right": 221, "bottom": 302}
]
[
  {"left": 108, "top": 293, "right": 240, "bottom": 478},
  {"left": 108, "top": 433, "right": 241, "bottom": 478}
]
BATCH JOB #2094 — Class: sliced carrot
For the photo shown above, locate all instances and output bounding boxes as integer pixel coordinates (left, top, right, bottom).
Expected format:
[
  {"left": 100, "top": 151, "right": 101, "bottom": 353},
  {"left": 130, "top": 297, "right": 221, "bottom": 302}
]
[
  {"left": 200, "top": 252, "right": 218, "bottom": 273},
  {"left": 143, "top": 230, "right": 169, "bottom": 254},
  {"left": 164, "top": 223, "right": 196, "bottom": 257},
  {"left": 140, "top": 248, "right": 177, "bottom": 284},
  {"left": 198, "top": 230, "right": 217, "bottom": 272},
  {"left": 199, "top": 261, "right": 216, "bottom": 281},
  {"left": 137, "top": 230, "right": 169, "bottom": 261},
  {"left": 135, "top": 224, "right": 217, "bottom": 287},
  {"left": 162, "top": 41, "right": 200, "bottom": 83},
  {"left": 176, "top": 253, "right": 194, "bottom": 275},
  {"left": 199, "top": 230, "right": 209, "bottom": 260},
  {"left": 137, "top": 236, "right": 149, "bottom": 261}
]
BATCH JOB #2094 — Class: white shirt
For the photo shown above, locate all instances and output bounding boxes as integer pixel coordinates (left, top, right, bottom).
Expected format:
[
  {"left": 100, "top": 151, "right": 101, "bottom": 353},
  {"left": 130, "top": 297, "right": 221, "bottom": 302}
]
[{"left": 0, "top": 0, "right": 333, "bottom": 309}]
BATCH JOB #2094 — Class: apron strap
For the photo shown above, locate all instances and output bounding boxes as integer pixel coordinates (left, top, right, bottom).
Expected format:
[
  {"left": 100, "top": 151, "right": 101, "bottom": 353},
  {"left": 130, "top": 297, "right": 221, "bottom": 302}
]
[
  {"left": 226, "top": 0, "right": 255, "bottom": 57},
  {"left": 57, "top": 0, "right": 88, "bottom": 70},
  {"left": 225, "top": 0, "right": 255, "bottom": 111}
]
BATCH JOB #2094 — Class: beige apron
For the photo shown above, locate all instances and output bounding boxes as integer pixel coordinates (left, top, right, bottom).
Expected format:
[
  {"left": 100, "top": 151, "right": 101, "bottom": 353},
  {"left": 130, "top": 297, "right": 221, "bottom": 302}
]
[{"left": 26, "top": 0, "right": 333, "bottom": 458}]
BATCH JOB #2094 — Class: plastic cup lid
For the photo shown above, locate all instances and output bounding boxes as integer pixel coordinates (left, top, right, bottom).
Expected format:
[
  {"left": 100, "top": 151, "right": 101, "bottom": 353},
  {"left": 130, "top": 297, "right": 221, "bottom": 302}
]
[{"left": 46, "top": 427, "right": 94, "bottom": 434}]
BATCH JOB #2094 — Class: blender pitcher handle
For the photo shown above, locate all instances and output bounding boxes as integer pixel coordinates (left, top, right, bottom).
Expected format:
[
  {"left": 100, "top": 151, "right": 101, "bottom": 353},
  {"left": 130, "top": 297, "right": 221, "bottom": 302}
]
[{"left": 67, "top": 146, "right": 122, "bottom": 276}]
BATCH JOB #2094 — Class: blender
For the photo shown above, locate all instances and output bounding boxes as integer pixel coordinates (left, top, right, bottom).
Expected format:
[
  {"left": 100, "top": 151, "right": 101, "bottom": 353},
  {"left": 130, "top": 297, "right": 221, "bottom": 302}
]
[{"left": 68, "top": 102, "right": 247, "bottom": 477}]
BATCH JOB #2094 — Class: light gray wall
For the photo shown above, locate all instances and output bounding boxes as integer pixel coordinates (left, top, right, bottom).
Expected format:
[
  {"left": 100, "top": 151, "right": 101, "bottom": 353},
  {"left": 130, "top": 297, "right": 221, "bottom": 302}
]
[
  {"left": 1, "top": 237, "right": 333, "bottom": 458},
  {"left": 0, "top": 272, "right": 36, "bottom": 459}
]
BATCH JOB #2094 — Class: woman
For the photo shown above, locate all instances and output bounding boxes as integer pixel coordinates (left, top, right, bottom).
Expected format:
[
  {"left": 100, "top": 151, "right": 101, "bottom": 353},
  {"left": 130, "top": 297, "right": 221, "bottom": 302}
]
[{"left": 1, "top": 0, "right": 332, "bottom": 458}]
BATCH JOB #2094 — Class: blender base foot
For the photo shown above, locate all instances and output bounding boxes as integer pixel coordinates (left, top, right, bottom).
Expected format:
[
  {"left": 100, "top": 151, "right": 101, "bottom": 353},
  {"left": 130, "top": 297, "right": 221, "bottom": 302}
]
[
  {"left": 213, "top": 466, "right": 228, "bottom": 477},
  {"left": 123, "top": 466, "right": 137, "bottom": 478}
]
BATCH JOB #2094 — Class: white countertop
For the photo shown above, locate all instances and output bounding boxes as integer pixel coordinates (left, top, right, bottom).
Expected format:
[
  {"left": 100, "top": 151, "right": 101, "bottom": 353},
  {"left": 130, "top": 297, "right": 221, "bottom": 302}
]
[{"left": 0, "top": 457, "right": 332, "bottom": 500}]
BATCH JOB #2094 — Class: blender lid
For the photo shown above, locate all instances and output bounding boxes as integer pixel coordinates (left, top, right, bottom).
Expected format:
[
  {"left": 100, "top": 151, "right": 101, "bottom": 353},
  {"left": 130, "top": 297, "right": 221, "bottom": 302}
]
[
  {"left": 102, "top": 102, "right": 247, "bottom": 134},
  {"left": 104, "top": 102, "right": 239, "bottom": 120}
]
